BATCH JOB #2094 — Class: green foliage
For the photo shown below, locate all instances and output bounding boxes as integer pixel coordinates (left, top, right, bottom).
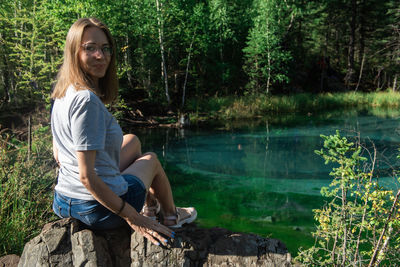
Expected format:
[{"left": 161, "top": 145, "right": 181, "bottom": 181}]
[
  {"left": 0, "top": 0, "right": 65, "bottom": 108},
  {"left": 291, "top": 0, "right": 399, "bottom": 92},
  {"left": 242, "top": 0, "right": 292, "bottom": 94},
  {"left": 0, "top": 127, "right": 56, "bottom": 256},
  {"left": 187, "top": 91, "right": 400, "bottom": 121},
  {"left": 1, "top": 0, "right": 399, "bottom": 111},
  {"left": 295, "top": 131, "right": 400, "bottom": 266}
]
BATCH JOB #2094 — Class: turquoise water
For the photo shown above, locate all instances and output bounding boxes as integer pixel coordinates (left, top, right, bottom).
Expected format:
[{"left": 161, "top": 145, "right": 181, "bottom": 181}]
[{"left": 131, "top": 111, "right": 400, "bottom": 256}]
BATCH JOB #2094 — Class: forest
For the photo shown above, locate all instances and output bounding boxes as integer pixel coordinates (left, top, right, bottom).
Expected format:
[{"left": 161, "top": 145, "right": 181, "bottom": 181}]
[
  {"left": 0, "top": 0, "right": 399, "bottom": 113},
  {"left": 1, "top": 0, "right": 400, "bottom": 264}
]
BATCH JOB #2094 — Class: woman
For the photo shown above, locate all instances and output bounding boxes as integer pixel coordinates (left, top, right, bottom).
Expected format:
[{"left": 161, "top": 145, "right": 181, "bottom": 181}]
[{"left": 51, "top": 18, "right": 196, "bottom": 246}]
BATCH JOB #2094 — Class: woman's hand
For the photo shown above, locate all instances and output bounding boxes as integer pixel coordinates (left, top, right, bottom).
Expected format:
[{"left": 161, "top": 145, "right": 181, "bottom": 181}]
[
  {"left": 122, "top": 203, "right": 175, "bottom": 246},
  {"left": 123, "top": 207, "right": 175, "bottom": 246},
  {"left": 76, "top": 150, "right": 174, "bottom": 246}
]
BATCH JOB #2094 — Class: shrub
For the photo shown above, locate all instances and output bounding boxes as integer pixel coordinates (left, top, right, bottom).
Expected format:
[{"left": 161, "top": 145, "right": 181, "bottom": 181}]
[
  {"left": 0, "top": 126, "right": 56, "bottom": 256},
  {"left": 295, "top": 131, "right": 400, "bottom": 266}
]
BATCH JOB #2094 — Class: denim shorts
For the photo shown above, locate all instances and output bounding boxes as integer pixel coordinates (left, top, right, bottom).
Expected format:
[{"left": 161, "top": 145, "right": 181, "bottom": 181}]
[{"left": 53, "top": 174, "right": 146, "bottom": 230}]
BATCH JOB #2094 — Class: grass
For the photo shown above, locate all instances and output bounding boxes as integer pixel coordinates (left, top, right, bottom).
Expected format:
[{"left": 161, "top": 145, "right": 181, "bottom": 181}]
[
  {"left": 186, "top": 91, "right": 400, "bottom": 121},
  {"left": 0, "top": 126, "right": 56, "bottom": 256},
  {"left": 2, "top": 90, "right": 400, "bottom": 257}
]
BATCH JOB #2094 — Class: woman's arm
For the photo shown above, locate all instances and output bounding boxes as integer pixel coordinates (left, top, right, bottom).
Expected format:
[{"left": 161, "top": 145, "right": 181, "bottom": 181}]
[{"left": 76, "top": 150, "right": 173, "bottom": 245}]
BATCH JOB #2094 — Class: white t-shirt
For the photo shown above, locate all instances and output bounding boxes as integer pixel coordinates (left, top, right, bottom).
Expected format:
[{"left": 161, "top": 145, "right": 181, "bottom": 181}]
[{"left": 51, "top": 85, "right": 127, "bottom": 200}]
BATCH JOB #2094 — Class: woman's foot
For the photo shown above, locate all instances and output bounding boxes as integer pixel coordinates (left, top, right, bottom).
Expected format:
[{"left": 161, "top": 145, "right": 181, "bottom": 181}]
[
  {"left": 140, "top": 200, "right": 160, "bottom": 221},
  {"left": 163, "top": 207, "right": 197, "bottom": 228}
]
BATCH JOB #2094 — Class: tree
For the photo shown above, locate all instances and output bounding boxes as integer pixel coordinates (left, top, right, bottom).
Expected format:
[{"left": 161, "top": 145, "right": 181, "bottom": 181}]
[
  {"left": 344, "top": 0, "right": 357, "bottom": 89},
  {"left": 385, "top": 6, "right": 400, "bottom": 91},
  {"left": 0, "top": 0, "right": 64, "bottom": 108},
  {"left": 243, "top": 0, "right": 292, "bottom": 94},
  {"left": 0, "top": 1, "right": 14, "bottom": 104},
  {"left": 155, "top": 0, "right": 170, "bottom": 105},
  {"left": 296, "top": 131, "right": 400, "bottom": 266}
]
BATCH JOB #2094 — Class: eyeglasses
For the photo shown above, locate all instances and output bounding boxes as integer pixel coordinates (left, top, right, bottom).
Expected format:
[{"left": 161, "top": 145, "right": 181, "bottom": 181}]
[{"left": 81, "top": 43, "right": 113, "bottom": 56}]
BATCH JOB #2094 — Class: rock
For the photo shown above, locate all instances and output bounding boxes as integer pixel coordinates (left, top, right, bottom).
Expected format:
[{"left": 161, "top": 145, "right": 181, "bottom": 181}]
[
  {"left": 0, "top": 254, "right": 20, "bottom": 267},
  {"left": 292, "top": 226, "right": 302, "bottom": 232},
  {"left": 18, "top": 218, "right": 76, "bottom": 267},
  {"left": 18, "top": 218, "right": 292, "bottom": 267}
]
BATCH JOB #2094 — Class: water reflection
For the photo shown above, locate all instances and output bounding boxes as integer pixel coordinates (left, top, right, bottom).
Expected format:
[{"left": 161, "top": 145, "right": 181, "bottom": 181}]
[
  {"left": 133, "top": 112, "right": 400, "bottom": 182},
  {"left": 129, "top": 110, "right": 400, "bottom": 255}
]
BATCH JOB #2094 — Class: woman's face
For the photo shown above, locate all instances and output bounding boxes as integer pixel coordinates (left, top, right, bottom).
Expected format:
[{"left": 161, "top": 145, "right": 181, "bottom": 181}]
[{"left": 79, "top": 27, "right": 111, "bottom": 85}]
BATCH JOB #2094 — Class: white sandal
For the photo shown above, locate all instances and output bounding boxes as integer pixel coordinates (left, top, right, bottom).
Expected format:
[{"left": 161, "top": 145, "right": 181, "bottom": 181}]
[
  {"left": 163, "top": 207, "right": 197, "bottom": 228},
  {"left": 140, "top": 200, "right": 161, "bottom": 221}
]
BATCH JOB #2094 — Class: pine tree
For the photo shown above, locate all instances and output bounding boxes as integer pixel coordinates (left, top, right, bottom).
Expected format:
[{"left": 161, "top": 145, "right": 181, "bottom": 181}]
[{"left": 0, "top": 0, "right": 64, "bottom": 107}]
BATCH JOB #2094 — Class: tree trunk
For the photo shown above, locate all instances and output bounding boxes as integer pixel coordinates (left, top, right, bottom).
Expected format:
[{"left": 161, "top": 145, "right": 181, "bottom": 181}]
[
  {"left": 28, "top": 0, "right": 37, "bottom": 101},
  {"left": 335, "top": 30, "right": 340, "bottom": 66},
  {"left": 341, "top": 186, "right": 348, "bottom": 266},
  {"left": 358, "top": 0, "right": 365, "bottom": 67},
  {"left": 354, "top": 149, "right": 376, "bottom": 265},
  {"left": 345, "top": 0, "right": 357, "bottom": 89},
  {"left": 375, "top": 68, "right": 382, "bottom": 89},
  {"left": 156, "top": 0, "right": 170, "bottom": 105},
  {"left": 13, "top": 1, "right": 20, "bottom": 102},
  {"left": 138, "top": 36, "right": 149, "bottom": 90},
  {"left": 125, "top": 36, "right": 133, "bottom": 88},
  {"left": 182, "top": 36, "right": 194, "bottom": 109},
  {"left": 355, "top": 51, "right": 365, "bottom": 91},
  {"left": 28, "top": 115, "right": 32, "bottom": 161},
  {"left": 393, "top": 74, "right": 398, "bottom": 91},
  {"left": 374, "top": 226, "right": 393, "bottom": 267},
  {"left": 0, "top": 35, "right": 11, "bottom": 102},
  {"left": 383, "top": 71, "right": 387, "bottom": 89},
  {"left": 265, "top": 7, "right": 271, "bottom": 94},
  {"left": 368, "top": 190, "right": 400, "bottom": 267}
]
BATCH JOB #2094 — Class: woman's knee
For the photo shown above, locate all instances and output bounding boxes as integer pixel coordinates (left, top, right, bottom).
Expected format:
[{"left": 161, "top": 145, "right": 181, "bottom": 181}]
[
  {"left": 143, "top": 151, "right": 158, "bottom": 159},
  {"left": 141, "top": 152, "right": 161, "bottom": 169},
  {"left": 123, "top": 134, "right": 141, "bottom": 150},
  {"left": 120, "top": 134, "right": 142, "bottom": 171}
]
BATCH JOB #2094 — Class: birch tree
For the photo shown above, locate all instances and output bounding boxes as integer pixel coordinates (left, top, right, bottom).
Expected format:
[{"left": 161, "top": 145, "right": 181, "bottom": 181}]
[
  {"left": 243, "top": 0, "right": 292, "bottom": 94},
  {"left": 155, "top": 0, "right": 170, "bottom": 105}
]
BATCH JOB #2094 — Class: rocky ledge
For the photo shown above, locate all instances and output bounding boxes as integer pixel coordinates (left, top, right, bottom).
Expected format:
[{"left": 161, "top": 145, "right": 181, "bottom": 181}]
[{"left": 14, "top": 218, "right": 291, "bottom": 266}]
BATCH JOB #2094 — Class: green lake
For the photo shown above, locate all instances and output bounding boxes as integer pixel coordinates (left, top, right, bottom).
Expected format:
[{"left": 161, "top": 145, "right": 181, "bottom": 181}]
[{"left": 132, "top": 109, "right": 400, "bottom": 256}]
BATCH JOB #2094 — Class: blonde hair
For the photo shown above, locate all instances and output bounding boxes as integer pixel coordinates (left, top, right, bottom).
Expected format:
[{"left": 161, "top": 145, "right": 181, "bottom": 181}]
[{"left": 51, "top": 18, "right": 118, "bottom": 104}]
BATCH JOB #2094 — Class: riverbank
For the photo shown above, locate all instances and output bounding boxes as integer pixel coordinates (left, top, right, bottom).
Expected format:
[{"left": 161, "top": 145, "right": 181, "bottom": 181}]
[
  {"left": 186, "top": 91, "right": 400, "bottom": 122},
  {"left": 1, "top": 91, "right": 400, "bottom": 257}
]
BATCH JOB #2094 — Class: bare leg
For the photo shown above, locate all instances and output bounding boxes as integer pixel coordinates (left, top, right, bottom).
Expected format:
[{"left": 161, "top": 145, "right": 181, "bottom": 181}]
[
  {"left": 120, "top": 134, "right": 142, "bottom": 171},
  {"left": 120, "top": 134, "right": 158, "bottom": 208},
  {"left": 120, "top": 137, "right": 196, "bottom": 227},
  {"left": 122, "top": 152, "right": 176, "bottom": 217}
]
